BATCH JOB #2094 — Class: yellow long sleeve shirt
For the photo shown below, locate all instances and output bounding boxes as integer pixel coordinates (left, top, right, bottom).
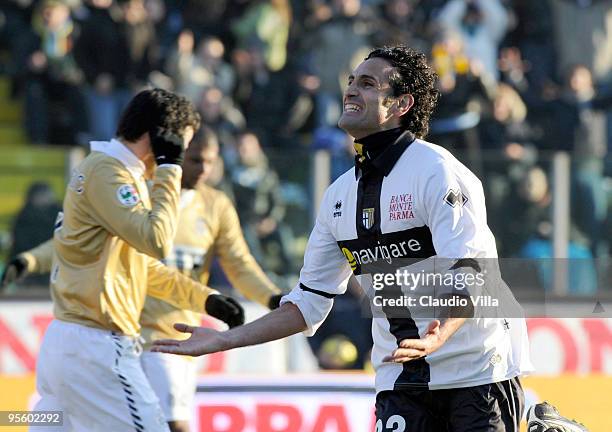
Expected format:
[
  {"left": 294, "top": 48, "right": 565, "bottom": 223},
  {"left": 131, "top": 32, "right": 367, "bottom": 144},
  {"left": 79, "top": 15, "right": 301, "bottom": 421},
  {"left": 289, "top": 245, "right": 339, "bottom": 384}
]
[
  {"left": 20, "top": 180, "right": 278, "bottom": 344},
  {"left": 49, "top": 139, "right": 216, "bottom": 336}
]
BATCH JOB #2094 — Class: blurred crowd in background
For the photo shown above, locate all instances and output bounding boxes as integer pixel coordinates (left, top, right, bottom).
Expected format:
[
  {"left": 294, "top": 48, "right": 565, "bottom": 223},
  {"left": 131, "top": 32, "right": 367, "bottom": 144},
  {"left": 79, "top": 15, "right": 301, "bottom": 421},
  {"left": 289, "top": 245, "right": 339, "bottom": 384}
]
[{"left": 1, "top": 0, "right": 611, "bottom": 369}]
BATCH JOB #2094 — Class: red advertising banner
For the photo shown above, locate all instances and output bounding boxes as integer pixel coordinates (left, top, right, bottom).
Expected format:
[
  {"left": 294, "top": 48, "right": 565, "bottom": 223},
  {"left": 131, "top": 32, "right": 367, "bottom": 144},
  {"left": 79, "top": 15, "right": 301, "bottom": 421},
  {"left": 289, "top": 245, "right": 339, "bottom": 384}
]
[{"left": 0, "top": 301, "right": 611, "bottom": 375}]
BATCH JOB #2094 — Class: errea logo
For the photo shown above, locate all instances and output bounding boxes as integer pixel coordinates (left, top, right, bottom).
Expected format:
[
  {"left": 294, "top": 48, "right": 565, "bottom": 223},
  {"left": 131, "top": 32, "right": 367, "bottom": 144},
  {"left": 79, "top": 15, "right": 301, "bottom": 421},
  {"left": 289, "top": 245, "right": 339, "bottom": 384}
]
[
  {"left": 333, "top": 201, "right": 342, "bottom": 218},
  {"left": 443, "top": 189, "right": 468, "bottom": 208}
]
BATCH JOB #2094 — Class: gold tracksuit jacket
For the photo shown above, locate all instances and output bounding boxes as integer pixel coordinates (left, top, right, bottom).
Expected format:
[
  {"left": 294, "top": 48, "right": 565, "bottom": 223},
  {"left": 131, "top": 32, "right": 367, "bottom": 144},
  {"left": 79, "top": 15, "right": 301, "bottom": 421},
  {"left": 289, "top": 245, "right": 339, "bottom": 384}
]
[
  {"left": 22, "top": 171, "right": 278, "bottom": 345},
  {"left": 41, "top": 139, "right": 216, "bottom": 337}
]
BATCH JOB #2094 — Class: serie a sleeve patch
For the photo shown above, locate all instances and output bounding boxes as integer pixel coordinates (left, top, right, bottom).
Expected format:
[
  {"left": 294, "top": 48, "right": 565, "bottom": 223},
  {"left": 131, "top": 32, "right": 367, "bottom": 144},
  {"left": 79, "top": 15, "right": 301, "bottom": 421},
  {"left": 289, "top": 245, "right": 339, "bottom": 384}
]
[{"left": 116, "top": 184, "right": 141, "bottom": 207}]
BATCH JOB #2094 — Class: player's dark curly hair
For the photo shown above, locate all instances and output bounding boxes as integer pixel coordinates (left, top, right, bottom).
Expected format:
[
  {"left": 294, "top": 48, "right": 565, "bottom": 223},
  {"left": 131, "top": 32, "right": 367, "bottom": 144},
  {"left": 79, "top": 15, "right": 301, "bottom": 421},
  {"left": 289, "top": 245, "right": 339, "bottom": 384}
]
[
  {"left": 366, "top": 46, "right": 439, "bottom": 139},
  {"left": 116, "top": 88, "right": 201, "bottom": 141}
]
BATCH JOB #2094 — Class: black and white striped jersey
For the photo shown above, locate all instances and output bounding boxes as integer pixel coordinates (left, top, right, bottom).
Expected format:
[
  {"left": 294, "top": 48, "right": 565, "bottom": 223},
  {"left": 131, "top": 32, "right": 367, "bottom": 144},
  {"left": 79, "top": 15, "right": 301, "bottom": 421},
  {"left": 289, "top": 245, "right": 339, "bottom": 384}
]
[{"left": 282, "top": 130, "right": 533, "bottom": 392}]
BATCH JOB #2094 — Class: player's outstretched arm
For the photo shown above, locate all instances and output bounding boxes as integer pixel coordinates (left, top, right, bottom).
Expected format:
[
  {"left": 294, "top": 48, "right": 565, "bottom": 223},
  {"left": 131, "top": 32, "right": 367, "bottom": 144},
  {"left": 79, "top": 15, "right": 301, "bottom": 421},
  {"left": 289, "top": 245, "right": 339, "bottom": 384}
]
[
  {"left": 1, "top": 239, "right": 55, "bottom": 289},
  {"left": 152, "top": 302, "right": 307, "bottom": 356}
]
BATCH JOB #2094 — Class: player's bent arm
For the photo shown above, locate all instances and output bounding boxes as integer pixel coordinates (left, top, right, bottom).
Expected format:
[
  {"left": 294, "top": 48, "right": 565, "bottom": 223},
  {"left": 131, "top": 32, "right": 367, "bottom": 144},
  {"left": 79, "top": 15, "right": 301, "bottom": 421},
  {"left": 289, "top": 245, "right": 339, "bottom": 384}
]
[
  {"left": 152, "top": 303, "right": 307, "bottom": 356},
  {"left": 382, "top": 160, "right": 489, "bottom": 363},
  {"left": 86, "top": 162, "right": 181, "bottom": 259},
  {"left": 20, "top": 238, "right": 55, "bottom": 273},
  {"left": 215, "top": 194, "right": 281, "bottom": 307},
  {"left": 146, "top": 257, "right": 218, "bottom": 311},
  {"left": 383, "top": 317, "right": 467, "bottom": 363}
]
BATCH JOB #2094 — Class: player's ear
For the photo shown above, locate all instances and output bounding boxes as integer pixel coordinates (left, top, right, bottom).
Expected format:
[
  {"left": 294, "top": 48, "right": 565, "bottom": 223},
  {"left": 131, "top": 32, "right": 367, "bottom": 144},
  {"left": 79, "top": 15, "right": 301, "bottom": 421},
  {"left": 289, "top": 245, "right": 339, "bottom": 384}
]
[{"left": 396, "top": 94, "right": 414, "bottom": 116}]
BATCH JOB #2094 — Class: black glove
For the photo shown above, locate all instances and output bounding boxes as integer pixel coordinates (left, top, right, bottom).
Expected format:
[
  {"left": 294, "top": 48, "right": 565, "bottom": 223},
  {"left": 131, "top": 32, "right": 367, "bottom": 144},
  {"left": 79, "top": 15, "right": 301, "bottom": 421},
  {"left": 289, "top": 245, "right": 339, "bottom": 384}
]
[
  {"left": 150, "top": 127, "right": 185, "bottom": 166},
  {"left": 205, "top": 294, "right": 245, "bottom": 328},
  {"left": 268, "top": 294, "right": 283, "bottom": 310},
  {"left": 1, "top": 256, "right": 28, "bottom": 289}
]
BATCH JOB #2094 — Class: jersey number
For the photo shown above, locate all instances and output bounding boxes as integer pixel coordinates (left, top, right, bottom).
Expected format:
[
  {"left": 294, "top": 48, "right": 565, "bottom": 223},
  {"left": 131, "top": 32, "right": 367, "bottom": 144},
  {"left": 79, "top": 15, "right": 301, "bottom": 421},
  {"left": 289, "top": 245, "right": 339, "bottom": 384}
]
[{"left": 375, "top": 415, "right": 406, "bottom": 432}]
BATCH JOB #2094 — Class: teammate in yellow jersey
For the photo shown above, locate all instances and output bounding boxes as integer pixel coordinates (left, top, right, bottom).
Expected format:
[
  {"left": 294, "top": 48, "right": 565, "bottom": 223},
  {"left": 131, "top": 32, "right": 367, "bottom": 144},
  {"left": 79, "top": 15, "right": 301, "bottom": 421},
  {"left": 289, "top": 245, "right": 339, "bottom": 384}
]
[
  {"left": 139, "top": 127, "right": 282, "bottom": 432},
  {"left": 4, "top": 89, "right": 244, "bottom": 432},
  {"left": 3, "top": 126, "right": 281, "bottom": 432}
]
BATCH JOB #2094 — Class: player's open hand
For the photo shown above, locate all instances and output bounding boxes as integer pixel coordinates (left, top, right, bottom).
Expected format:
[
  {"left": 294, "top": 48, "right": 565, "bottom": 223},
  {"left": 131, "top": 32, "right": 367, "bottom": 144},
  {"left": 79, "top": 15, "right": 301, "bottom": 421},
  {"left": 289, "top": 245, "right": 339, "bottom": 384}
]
[
  {"left": 382, "top": 320, "right": 442, "bottom": 363},
  {"left": 151, "top": 323, "right": 230, "bottom": 356}
]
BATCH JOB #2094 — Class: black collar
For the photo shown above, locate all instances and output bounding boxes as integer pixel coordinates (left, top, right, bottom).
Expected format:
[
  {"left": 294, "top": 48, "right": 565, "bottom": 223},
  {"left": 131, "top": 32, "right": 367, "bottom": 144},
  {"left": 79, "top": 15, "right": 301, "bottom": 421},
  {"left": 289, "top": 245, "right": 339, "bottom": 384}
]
[{"left": 354, "top": 129, "right": 416, "bottom": 178}]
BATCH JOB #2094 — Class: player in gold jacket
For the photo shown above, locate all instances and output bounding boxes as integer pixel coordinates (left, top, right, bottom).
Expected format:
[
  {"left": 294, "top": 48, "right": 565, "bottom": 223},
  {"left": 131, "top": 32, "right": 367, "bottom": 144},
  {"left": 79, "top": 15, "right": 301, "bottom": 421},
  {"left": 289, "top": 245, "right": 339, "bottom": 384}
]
[
  {"left": 3, "top": 127, "right": 280, "bottom": 432},
  {"left": 8, "top": 89, "right": 244, "bottom": 432}
]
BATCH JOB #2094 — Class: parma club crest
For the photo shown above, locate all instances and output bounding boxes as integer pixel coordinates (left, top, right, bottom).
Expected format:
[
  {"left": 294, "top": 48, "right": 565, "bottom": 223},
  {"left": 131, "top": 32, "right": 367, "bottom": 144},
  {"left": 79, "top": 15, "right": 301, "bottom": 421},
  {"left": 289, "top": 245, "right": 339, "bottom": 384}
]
[{"left": 362, "top": 207, "right": 375, "bottom": 229}]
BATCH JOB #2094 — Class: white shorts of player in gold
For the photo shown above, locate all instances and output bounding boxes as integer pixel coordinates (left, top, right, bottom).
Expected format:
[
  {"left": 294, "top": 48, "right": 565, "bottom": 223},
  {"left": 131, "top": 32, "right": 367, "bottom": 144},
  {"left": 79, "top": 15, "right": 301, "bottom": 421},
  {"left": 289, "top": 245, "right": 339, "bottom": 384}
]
[
  {"left": 140, "top": 351, "right": 198, "bottom": 422},
  {"left": 33, "top": 320, "right": 169, "bottom": 432}
]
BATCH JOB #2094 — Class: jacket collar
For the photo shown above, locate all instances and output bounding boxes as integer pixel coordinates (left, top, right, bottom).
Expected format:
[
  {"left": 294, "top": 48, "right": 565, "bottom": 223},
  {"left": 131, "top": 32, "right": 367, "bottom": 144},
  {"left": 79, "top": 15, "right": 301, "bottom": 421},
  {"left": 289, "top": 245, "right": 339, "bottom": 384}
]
[
  {"left": 90, "top": 138, "right": 146, "bottom": 179},
  {"left": 354, "top": 129, "right": 416, "bottom": 178}
]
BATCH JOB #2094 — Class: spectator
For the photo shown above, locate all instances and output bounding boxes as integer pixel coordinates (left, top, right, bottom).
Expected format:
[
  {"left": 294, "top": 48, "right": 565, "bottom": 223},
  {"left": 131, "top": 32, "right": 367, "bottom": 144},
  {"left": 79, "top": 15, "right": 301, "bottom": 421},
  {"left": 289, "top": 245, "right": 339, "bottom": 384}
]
[
  {"left": 231, "top": 0, "right": 292, "bottom": 72},
  {"left": 197, "top": 86, "right": 245, "bottom": 166},
  {"left": 478, "top": 83, "right": 534, "bottom": 151},
  {"left": 22, "top": 0, "right": 88, "bottom": 145},
  {"left": 117, "top": 0, "right": 158, "bottom": 90},
  {"left": 163, "top": 28, "right": 196, "bottom": 97},
  {"left": 179, "top": 0, "right": 232, "bottom": 43},
  {"left": 503, "top": 0, "right": 556, "bottom": 100},
  {"left": 551, "top": 0, "right": 612, "bottom": 83},
  {"left": 280, "top": 59, "right": 321, "bottom": 140},
  {"left": 437, "top": 0, "right": 510, "bottom": 83},
  {"left": 546, "top": 64, "right": 612, "bottom": 256},
  {"left": 74, "top": 0, "right": 132, "bottom": 140},
  {"left": 307, "top": 0, "right": 373, "bottom": 127},
  {"left": 428, "top": 31, "right": 492, "bottom": 171},
  {"left": 196, "top": 36, "right": 235, "bottom": 95},
  {"left": 233, "top": 42, "right": 311, "bottom": 147},
  {"left": 372, "top": 0, "right": 429, "bottom": 51},
  {"left": 7, "top": 182, "right": 62, "bottom": 288},
  {"left": 516, "top": 166, "right": 598, "bottom": 295},
  {"left": 165, "top": 34, "right": 235, "bottom": 102},
  {"left": 231, "top": 131, "right": 293, "bottom": 275},
  {"left": 0, "top": 0, "right": 37, "bottom": 98},
  {"left": 477, "top": 84, "right": 539, "bottom": 230}
]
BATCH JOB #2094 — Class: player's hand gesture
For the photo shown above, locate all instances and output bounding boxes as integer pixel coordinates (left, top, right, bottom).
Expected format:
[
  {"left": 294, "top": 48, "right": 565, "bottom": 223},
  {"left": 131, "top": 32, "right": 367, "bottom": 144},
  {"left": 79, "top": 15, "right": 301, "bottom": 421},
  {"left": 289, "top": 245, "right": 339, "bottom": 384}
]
[
  {"left": 150, "top": 127, "right": 186, "bottom": 166},
  {"left": 151, "top": 323, "right": 230, "bottom": 356},
  {"left": 382, "top": 320, "right": 442, "bottom": 363},
  {"left": 205, "top": 294, "right": 245, "bottom": 328},
  {"left": 0, "top": 256, "right": 28, "bottom": 290}
]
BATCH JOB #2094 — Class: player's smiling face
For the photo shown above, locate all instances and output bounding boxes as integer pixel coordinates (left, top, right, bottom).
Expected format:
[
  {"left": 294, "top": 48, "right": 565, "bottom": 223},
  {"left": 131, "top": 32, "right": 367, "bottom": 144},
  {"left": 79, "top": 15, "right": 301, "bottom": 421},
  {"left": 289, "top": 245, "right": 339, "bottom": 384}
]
[{"left": 338, "top": 57, "right": 403, "bottom": 140}]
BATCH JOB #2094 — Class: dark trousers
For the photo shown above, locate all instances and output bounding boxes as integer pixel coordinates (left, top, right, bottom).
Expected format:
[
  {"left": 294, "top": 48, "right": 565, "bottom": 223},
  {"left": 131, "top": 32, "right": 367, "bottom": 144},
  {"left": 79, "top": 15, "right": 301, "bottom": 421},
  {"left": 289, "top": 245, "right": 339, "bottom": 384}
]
[{"left": 375, "top": 377, "right": 524, "bottom": 432}]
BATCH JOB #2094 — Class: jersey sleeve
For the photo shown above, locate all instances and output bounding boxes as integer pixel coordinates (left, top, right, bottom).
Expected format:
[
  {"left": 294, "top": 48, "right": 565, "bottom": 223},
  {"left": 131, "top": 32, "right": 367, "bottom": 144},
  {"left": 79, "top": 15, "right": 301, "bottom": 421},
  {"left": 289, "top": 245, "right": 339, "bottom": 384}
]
[
  {"left": 214, "top": 192, "right": 280, "bottom": 307},
  {"left": 420, "top": 160, "right": 490, "bottom": 300},
  {"left": 146, "top": 256, "right": 218, "bottom": 312},
  {"left": 280, "top": 189, "right": 352, "bottom": 336},
  {"left": 85, "top": 163, "right": 181, "bottom": 260},
  {"left": 422, "top": 160, "right": 489, "bottom": 259},
  {"left": 20, "top": 239, "right": 54, "bottom": 273}
]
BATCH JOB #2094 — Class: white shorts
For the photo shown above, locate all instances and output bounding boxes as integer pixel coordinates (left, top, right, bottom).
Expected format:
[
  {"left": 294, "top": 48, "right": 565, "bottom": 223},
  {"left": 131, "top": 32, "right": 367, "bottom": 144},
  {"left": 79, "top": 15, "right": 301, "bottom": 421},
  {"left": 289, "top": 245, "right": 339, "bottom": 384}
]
[
  {"left": 33, "top": 320, "right": 168, "bottom": 432},
  {"left": 140, "top": 351, "right": 197, "bottom": 422}
]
